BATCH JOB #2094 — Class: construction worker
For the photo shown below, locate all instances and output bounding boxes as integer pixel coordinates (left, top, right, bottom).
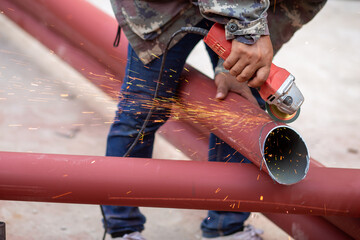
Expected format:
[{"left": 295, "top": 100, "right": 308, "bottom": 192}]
[{"left": 101, "top": 0, "right": 327, "bottom": 239}]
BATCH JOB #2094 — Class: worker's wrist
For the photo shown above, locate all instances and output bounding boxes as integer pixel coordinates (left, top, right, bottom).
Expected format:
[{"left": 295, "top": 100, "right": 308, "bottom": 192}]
[
  {"left": 225, "top": 17, "right": 269, "bottom": 44},
  {"left": 235, "top": 35, "right": 261, "bottom": 45}
]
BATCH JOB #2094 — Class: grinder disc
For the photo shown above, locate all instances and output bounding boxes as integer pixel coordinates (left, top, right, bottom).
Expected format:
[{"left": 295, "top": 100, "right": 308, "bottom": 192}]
[{"left": 266, "top": 103, "right": 300, "bottom": 123}]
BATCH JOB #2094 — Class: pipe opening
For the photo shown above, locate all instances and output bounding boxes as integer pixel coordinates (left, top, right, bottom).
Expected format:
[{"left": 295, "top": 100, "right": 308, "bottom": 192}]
[{"left": 263, "top": 126, "right": 309, "bottom": 185}]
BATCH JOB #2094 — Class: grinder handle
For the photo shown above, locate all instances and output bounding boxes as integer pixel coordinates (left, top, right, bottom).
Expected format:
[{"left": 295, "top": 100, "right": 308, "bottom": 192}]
[{"left": 203, "top": 23, "right": 290, "bottom": 100}]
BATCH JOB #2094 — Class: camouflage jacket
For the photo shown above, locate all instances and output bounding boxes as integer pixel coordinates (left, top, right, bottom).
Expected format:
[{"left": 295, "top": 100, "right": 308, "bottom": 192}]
[{"left": 110, "top": 0, "right": 270, "bottom": 64}]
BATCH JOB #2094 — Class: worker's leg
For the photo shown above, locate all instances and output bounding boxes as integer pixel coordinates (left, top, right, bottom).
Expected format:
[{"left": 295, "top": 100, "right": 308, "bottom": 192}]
[
  {"left": 101, "top": 19, "right": 213, "bottom": 238},
  {"left": 200, "top": 44, "right": 266, "bottom": 238},
  {"left": 200, "top": 1, "right": 327, "bottom": 237}
]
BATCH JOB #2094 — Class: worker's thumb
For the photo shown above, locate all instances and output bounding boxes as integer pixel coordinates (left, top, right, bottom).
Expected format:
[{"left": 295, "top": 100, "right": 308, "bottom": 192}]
[
  {"left": 215, "top": 80, "right": 229, "bottom": 100},
  {"left": 214, "top": 73, "right": 230, "bottom": 100}
]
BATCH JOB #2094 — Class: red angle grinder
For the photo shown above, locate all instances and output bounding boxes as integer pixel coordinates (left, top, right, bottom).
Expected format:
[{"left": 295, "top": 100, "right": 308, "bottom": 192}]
[{"left": 203, "top": 23, "right": 303, "bottom": 123}]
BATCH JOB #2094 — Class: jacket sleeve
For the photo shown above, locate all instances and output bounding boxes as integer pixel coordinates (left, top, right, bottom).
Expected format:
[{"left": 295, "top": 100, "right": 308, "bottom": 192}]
[{"left": 198, "top": 0, "right": 270, "bottom": 44}]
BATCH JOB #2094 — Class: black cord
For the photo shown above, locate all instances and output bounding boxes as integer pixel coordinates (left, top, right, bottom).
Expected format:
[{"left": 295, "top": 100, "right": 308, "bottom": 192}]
[
  {"left": 100, "top": 206, "right": 108, "bottom": 240},
  {"left": 101, "top": 26, "right": 209, "bottom": 240},
  {"left": 113, "top": 25, "right": 121, "bottom": 47}
]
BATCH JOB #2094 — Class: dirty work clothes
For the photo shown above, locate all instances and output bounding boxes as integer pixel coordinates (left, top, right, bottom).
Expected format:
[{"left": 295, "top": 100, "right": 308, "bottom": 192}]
[
  {"left": 101, "top": 18, "right": 263, "bottom": 238},
  {"left": 110, "top": 0, "right": 269, "bottom": 65}
]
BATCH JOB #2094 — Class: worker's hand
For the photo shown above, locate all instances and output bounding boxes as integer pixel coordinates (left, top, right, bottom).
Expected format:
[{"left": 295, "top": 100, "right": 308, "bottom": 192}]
[
  {"left": 223, "top": 35, "right": 273, "bottom": 88},
  {"left": 215, "top": 72, "right": 259, "bottom": 107}
]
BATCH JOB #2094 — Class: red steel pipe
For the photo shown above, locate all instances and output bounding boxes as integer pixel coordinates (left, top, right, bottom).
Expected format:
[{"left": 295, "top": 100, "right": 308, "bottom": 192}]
[
  {"left": 157, "top": 118, "right": 209, "bottom": 162},
  {"left": 5, "top": 0, "right": 127, "bottom": 77},
  {"left": 0, "top": 151, "right": 359, "bottom": 217},
  {"left": 0, "top": 0, "right": 123, "bottom": 99},
  {"left": 265, "top": 214, "right": 354, "bottom": 240},
  {"left": 323, "top": 216, "right": 360, "bottom": 240}
]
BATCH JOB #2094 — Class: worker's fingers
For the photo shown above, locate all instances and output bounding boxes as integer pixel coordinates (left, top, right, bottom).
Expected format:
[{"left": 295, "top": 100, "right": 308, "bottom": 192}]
[
  {"left": 224, "top": 35, "right": 273, "bottom": 88},
  {"left": 223, "top": 54, "right": 239, "bottom": 70},
  {"left": 223, "top": 39, "right": 247, "bottom": 70},
  {"left": 228, "top": 58, "right": 249, "bottom": 79},
  {"left": 214, "top": 73, "right": 230, "bottom": 100},
  {"left": 247, "top": 66, "right": 270, "bottom": 88},
  {"left": 235, "top": 64, "right": 257, "bottom": 83}
]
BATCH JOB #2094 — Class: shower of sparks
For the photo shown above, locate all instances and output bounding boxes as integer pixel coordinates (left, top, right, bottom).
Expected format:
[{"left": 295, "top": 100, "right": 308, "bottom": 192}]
[
  {"left": 8, "top": 124, "right": 22, "bottom": 127},
  {"left": 52, "top": 191, "right": 72, "bottom": 199},
  {"left": 151, "top": 53, "right": 160, "bottom": 59},
  {"left": 1, "top": 44, "right": 277, "bottom": 165}
]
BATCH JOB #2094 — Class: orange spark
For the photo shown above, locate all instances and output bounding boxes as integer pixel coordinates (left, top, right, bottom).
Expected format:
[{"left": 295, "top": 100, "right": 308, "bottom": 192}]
[{"left": 52, "top": 192, "right": 72, "bottom": 199}]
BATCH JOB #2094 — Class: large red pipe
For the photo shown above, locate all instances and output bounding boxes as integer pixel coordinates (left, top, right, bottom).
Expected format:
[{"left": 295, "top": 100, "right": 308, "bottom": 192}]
[
  {"left": 265, "top": 214, "right": 354, "bottom": 240},
  {"left": 5, "top": 0, "right": 127, "bottom": 77},
  {"left": 0, "top": 151, "right": 359, "bottom": 217},
  {"left": 0, "top": 0, "right": 123, "bottom": 99},
  {"left": 1, "top": 0, "right": 359, "bottom": 238}
]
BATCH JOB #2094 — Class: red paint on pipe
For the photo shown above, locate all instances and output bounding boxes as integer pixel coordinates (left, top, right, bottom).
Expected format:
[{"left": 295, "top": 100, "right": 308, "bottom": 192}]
[{"left": 0, "top": 151, "right": 359, "bottom": 217}]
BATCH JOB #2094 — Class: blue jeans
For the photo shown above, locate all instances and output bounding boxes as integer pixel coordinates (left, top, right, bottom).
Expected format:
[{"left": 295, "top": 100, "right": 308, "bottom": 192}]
[{"left": 102, "top": 18, "right": 265, "bottom": 238}]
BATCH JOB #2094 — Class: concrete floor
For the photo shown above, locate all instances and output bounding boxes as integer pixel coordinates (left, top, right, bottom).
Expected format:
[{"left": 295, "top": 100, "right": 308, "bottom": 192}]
[{"left": 0, "top": 1, "right": 359, "bottom": 239}]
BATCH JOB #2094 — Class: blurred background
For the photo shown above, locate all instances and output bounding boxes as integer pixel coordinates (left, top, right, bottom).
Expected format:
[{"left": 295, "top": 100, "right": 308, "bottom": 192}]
[{"left": 0, "top": 0, "right": 359, "bottom": 239}]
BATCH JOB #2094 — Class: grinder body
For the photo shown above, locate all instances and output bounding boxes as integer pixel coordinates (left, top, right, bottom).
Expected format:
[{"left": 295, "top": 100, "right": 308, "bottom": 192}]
[{"left": 203, "top": 23, "right": 303, "bottom": 123}]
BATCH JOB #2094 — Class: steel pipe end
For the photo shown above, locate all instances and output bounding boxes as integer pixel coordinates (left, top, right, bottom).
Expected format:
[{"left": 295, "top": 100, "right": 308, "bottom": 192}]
[{"left": 262, "top": 126, "right": 310, "bottom": 185}]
